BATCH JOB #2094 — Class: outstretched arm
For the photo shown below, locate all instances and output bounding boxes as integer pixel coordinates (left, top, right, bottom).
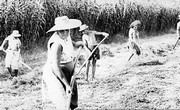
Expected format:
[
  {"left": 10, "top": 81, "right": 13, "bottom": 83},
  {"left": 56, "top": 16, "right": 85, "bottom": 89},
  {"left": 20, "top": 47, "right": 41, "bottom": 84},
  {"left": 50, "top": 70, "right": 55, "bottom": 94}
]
[
  {"left": 94, "top": 31, "right": 109, "bottom": 37},
  {"left": 0, "top": 37, "right": 8, "bottom": 50}
]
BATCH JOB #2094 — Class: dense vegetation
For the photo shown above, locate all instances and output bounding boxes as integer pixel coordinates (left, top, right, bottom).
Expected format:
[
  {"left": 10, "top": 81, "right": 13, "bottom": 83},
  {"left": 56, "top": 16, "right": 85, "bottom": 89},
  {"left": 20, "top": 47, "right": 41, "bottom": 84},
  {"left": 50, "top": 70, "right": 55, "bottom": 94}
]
[{"left": 0, "top": 0, "right": 179, "bottom": 48}]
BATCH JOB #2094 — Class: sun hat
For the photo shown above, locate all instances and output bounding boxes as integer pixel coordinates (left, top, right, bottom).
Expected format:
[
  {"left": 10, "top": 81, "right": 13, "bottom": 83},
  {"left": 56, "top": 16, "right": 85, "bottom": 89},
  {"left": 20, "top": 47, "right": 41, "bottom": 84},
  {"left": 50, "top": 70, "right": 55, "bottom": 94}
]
[
  {"left": 46, "top": 16, "right": 82, "bottom": 33},
  {"left": 129, "top": 20, "right": 141, "bottom": 28},
  {"left": 10, "top": 30, "right": 21, "bottom": 37},
  {"left": 79, "top": 24, "right": 89, "bottom": 31}
]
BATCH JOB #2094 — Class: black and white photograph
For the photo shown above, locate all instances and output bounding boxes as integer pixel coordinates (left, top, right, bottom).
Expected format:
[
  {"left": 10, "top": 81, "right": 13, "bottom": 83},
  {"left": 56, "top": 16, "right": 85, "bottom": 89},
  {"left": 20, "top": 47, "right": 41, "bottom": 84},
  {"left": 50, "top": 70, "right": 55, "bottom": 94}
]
[{"left": 0, "top": 0, "right": 180, "bottom": 109}]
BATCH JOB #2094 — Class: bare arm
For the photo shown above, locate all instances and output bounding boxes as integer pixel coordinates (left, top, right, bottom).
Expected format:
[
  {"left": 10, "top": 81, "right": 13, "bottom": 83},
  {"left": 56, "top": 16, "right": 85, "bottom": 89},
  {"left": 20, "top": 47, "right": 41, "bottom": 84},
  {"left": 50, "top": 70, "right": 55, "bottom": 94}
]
[
  {"left": 0, "top": 37, "right": 8, "bottom": 50},
  {"left": 82, "top": 35, "right": 88, "bottom": 47},
  {"left": 94, "top": 31, "right": 109, "bottom": 37},
  {"left": 72, "top": 40, "right": 84, "bottom": 48},
  {"left": 82, "top": 35, "right": 91, "bottom": 52},
  {"left": 17, "top": 40, "right": 21, "bottom": 60},
  {"left": 50, "top": 42, "right": 70, "bottom": 88},
  {"left": 136, "top": 31, "right": 140, "bottom": 41}
]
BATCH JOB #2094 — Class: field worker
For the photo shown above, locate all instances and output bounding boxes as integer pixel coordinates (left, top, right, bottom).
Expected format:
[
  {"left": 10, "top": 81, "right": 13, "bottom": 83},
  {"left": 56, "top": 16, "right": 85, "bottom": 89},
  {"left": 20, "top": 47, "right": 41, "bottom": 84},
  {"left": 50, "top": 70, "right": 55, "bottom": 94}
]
[
  {"left": 0, "top": 30, "right": 21, "bottom": 77},
  {"left": 177, "top": 15, "right": 180, "bottom": 40},
  {"left": 173, "top": 15, "right": 180, "bottom": 49},
  {"left": 79, "top": 24, "right": 109, "bottom": 81},
  {"left": 42, "top": 16, "right": 83, "bottom": 110},
  {"left": 127, "top": 20, "right": 141, "bottom": 61},
  {"left": 176, "top": 15, "right": 180, "bottom": 43}
]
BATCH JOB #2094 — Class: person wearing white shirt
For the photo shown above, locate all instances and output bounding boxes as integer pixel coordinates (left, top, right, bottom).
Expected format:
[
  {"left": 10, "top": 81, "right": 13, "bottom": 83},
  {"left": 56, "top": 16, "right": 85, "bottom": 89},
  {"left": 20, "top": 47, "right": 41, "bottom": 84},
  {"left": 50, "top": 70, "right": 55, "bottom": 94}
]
[{"left": 0, "top": 30, "right": 21, "bottom": 77}]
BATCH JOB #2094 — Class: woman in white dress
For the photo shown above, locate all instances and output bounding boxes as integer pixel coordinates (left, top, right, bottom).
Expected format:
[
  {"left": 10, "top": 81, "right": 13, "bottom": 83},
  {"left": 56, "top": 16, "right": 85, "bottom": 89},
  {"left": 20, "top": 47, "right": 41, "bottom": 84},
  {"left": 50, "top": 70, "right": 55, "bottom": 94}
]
[
  {"left": 0, "top": 30, "right": 21, "bottom": 77},
  {"left": 42, "top": 16, "right": 83, "bottom": 110}
]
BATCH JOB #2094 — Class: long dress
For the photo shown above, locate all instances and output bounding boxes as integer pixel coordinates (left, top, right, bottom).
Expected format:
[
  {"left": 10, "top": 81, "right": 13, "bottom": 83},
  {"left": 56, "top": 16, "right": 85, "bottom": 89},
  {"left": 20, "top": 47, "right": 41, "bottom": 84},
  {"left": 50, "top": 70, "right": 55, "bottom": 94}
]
[{"left": 42, "top": 32, "right": 78, "bottom": 109}]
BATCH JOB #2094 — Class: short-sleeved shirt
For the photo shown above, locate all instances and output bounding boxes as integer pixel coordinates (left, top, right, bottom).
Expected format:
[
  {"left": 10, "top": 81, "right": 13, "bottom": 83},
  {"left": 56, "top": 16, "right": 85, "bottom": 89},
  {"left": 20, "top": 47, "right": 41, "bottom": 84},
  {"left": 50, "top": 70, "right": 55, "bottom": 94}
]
[{"left": 5, "top": 35, "right": 21, "bottom": 51}]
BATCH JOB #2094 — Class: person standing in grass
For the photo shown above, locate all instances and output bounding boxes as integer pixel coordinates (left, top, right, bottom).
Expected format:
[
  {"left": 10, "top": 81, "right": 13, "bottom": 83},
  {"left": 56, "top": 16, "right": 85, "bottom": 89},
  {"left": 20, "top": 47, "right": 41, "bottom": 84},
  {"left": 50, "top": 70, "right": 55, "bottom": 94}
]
[
  {"left": 0, "top": 30, "right": 21, "bottom": 77},
  {"left": 173, "top": 15, "right": 180, "bottom": 49},
  {"left": 176, "top": 15, "right": 180, "bottom": 41},
  {"left": 42, "top": 16, "right": 83, "bottom": 110},
  {"left": 79, "top": 24, "right": 109, "bottom": 81},
  {"left": 127, "top": 20, "right": 141, "bottom": 61}
]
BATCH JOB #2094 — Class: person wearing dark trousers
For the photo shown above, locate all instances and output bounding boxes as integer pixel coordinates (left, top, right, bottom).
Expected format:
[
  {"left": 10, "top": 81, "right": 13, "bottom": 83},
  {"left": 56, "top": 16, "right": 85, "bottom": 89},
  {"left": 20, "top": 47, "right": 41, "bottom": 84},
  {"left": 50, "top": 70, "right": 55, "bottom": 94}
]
[
  {"left": 42, "top": 16, "right": 83, "bottom": 110},
  {"left": 79, "top": 24, "right": 109, "bottom": 81}
]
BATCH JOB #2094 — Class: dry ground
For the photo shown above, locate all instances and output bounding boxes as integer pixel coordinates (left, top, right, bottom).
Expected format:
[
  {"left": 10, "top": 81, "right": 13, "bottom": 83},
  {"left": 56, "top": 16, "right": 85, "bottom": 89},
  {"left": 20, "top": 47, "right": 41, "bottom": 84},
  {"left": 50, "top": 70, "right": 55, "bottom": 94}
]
[{"left": 0, "top": 33, "right": 180, "bottom": 109}]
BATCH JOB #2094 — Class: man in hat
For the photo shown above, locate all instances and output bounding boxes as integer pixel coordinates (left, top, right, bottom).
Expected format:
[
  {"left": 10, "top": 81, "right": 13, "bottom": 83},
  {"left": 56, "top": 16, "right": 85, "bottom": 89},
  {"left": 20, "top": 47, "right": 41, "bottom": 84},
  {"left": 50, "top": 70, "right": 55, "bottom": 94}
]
[
  {"left": 79, "top": 24, "right": 109, "bottom": 81},
  {"left": 42, "top": 16, "right": 83, "bottom": 110},
  {"left": 127, "top": 20, "right": 141, "bottom": 61},
  {"left": 0, "top": 30, "right": 21, "bottom": 77}
]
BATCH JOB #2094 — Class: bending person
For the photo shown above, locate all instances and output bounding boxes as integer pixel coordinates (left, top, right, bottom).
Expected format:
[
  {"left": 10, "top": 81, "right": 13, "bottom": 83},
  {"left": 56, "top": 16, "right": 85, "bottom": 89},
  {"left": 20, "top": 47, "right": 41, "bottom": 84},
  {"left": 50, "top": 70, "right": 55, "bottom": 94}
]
[{"left": 42, "top": 16, "right": 83, "bottom": 110}]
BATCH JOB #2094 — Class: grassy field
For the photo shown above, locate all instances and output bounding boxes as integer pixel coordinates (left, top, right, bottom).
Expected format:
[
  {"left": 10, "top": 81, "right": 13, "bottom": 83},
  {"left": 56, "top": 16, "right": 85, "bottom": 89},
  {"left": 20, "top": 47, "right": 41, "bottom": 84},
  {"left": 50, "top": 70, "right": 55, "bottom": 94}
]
[
  {"left": 0, "top": 0, "right": 180, "bottom": 109},
  {"left": 0, "top": 31, "right": 180, "bottom": 109}
]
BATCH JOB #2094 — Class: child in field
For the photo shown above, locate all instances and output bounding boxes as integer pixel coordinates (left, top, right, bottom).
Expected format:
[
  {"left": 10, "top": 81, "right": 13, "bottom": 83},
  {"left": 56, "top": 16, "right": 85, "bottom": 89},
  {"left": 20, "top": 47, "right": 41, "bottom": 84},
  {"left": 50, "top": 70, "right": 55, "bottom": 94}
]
[
  {"left": 176, "top": 15, "right": 180, "bottom": 41},
  {"left": 127, "top": 20, "right": 141, "bottom": 61},
  {"left": 173, "top": 15, "right": 180, "bottom": 49},
  {"left": 79, "top": 24, "right": 109, "bottom": 81},
  {"left": 0, "top": 30, "right": 21, "bottom": 77},
  {"left": 42, "top": 16, "right": 83, "bottom": 110}
]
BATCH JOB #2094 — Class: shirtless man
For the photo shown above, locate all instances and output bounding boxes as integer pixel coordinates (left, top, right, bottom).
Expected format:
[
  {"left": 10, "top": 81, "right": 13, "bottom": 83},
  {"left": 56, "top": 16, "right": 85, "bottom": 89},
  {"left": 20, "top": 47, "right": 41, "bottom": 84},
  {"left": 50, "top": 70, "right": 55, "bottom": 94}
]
[{"left": 79, "top": 24, "right": 109, "bottom": 81}]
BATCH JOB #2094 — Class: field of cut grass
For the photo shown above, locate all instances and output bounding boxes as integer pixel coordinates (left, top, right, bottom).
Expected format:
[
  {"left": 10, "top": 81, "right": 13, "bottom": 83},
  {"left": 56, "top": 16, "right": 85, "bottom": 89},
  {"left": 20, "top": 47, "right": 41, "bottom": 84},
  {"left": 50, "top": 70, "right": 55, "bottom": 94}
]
[{"left": 1, "top": 31, "right": 180, "bottom": 109}]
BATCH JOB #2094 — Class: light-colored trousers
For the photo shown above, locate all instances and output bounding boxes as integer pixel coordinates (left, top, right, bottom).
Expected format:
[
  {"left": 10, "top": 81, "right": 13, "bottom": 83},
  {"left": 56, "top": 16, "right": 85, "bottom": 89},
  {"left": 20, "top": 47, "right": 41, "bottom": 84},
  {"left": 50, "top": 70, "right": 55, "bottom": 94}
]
[
  {"left": 5, "top": 50, "right": 20, "bottom": 69},
  {"left": 42, "top": 61, "right": 78, "bottom": 110}
]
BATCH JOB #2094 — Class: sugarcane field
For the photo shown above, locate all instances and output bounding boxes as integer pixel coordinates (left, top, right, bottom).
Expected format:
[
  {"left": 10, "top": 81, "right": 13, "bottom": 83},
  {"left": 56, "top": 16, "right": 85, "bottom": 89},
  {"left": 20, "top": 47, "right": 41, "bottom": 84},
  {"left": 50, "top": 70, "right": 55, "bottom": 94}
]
[{"left": 1, "top": 0, "right": 180, "bottom": 109}]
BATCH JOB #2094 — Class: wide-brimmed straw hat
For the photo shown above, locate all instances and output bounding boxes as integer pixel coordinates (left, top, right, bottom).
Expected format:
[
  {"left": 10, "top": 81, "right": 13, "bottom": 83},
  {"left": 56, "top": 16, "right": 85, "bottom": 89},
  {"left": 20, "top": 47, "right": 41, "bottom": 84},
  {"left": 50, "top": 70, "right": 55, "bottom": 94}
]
[
  {"left": 79, "top": 24, "right": 89, "bottom": 31},
  {"left": 47, "top": 16, "right": 82, "bottom": 33},
  {"left": 129, "top": 20, "right": 141, "bottom": 28},
  {"left": 10, "top": 30, "right": 21, "bottom": 37}
]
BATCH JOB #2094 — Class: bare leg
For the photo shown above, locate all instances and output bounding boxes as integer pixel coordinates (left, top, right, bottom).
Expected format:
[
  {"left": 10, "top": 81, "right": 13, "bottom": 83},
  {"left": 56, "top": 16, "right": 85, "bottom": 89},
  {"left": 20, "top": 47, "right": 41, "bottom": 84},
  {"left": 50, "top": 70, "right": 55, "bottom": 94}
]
[
  {"left": 7, "top": 67, "right": 12, "bottom": 77},
  {"left": 85, "top": 60, "right": 90, "bottom": 81},
  {"left": 92, "top": 59, "right": 97, "bottom": 81}
]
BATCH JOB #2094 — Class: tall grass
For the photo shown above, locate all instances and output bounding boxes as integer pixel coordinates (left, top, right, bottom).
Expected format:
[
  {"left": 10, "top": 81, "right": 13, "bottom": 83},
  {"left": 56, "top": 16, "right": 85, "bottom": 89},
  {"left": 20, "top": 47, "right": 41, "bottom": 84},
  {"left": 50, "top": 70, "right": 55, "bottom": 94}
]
[{"left": 0, "top": 0, "right": 179, "bottom": 49}]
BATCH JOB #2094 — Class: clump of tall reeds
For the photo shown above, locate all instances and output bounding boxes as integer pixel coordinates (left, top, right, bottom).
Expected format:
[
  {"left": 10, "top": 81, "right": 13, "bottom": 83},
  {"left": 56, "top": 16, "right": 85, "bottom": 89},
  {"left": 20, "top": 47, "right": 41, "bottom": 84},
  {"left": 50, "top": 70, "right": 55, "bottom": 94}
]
[
  {"left": 0, "top": 0, "right": 179, "bottom": 49},
  {"left": 0, "top": 0, "right": 46, "bottom": 49}
]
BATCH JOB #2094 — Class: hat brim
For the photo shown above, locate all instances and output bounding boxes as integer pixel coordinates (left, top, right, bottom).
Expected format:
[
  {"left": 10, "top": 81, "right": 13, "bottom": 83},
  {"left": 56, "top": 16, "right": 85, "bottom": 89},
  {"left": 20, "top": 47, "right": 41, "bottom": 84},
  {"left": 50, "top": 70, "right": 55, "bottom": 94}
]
[
  {"left": 11, "top": 34, "right": 21, "bottom": 37},
  {"left": 130, "top": 20, "right": 141, "bottom": 28},
  {"left": 79, "top": 26, "right": 89, "bottom": 31},
  {"left": 47, "top": 19, "right": 82, "bottom": 33}
]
